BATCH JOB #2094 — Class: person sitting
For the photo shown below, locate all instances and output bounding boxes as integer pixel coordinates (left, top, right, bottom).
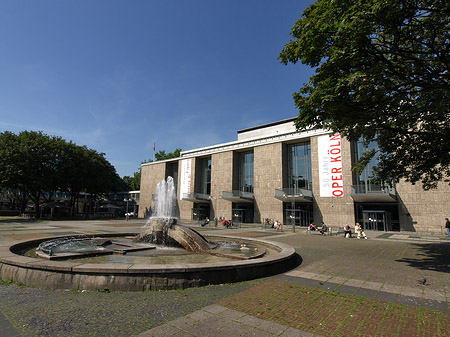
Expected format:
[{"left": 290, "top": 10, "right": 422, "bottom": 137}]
[
  {"left": 222, "top": 219, "right": 232, "bottom": 228},
  {"left": 319, "top": 222, "right": 327, "bottom": 235},
  {"left": 201, "top": 217, "right": 210, "bottom": 227},
  {"left": 355, "top": 222, "right": 368, "bottom": 239},
  {"left": 274, "top": 220, "right": 282, "bottom": 232},
  {"left": 308, "top": 221, "right": 318, "bottom": 231},
  {"left": 344, "top": 224, "right": 352, "bottom": 238}
]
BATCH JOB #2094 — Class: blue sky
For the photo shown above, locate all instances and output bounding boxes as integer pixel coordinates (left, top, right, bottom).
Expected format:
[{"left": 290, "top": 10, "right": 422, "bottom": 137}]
[{"left": 0, "top": 0, "right": 315, "bottom": 178}]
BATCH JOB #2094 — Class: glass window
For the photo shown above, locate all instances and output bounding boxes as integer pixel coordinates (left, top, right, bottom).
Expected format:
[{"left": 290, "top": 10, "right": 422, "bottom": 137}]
[
  {"left": 239, "top": 151, "right": 254, "bottom": 193},
  {"left": 288, "top": 142, "right": 312, "bottom": 191},
  {"left": 356, "top": 139, "right": 379, "bottom": 186},
  {"left": 199, "top": 157, "right": 211, "bottom": 194}
]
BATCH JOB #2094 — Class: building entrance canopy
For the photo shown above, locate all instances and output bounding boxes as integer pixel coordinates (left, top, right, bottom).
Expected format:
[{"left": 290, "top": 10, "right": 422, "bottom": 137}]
[
  {"left": 221, "top": 191, "right": 254, "bottom": 203},
  {"left": 274, "top": 188, "right": 313, "bottom": 203}
]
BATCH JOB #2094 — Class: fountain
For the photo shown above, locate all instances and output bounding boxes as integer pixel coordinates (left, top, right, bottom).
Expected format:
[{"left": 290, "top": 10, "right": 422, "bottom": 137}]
[
  {"left": 133, "top": 177, "right": 210, "bottom": 252},
  {"left": 0, "top": 177, "right": 297, "bottom": 291}
]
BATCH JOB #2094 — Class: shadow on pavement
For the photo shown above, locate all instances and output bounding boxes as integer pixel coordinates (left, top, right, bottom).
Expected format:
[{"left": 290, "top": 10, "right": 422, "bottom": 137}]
[
  {"left": 0, "top": 218, "right": 39, "bottom": 224},
  {"left": 396, "top": 242, "right": 450, "bottom": 273}
]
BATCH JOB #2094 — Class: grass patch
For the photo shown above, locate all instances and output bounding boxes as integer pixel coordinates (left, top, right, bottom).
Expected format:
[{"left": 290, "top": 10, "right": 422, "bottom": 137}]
[
  {"left": 0, "top": 279, "right": 14, "bottom": 285},
  {"left": 219, "top": 279, "right": 449, "bottom": 337}
]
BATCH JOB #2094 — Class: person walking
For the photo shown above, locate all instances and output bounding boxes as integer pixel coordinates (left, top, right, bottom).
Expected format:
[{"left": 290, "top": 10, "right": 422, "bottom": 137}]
[{"left": 445, "top": 217, "right": 450, "bottom": 237}]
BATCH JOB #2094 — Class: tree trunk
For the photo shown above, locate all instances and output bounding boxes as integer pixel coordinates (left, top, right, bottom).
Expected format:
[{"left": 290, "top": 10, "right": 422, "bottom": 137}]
[
  {"left": 29, "top": 192, "right": 41, "bottom": 219},
  {"left": 69, "top": 193, "right": 75, "bottom": 217}
]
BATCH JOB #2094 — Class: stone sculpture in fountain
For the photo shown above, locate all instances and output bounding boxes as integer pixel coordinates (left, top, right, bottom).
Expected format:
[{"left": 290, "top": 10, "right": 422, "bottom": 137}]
[{"left": 134, "top": 176, "right": 210, "bottom": 252}]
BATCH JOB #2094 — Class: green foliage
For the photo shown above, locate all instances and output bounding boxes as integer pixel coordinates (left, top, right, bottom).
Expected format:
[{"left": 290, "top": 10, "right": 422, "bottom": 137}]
[
  {"left": 121, "top": 148, "right": 182, "bottom": 191},
  {"left": 279, "top": 0, "right": 450, "bottom": 189},
  {"left": 0, "top": 279, "right": 13, "bottom": 285},
  {"left": 155, "top": 148, "right": 182, "bottom": 161},
  {"left": 0, "top": 130, "right": 124, "bottom": 217},
  {"left": 122, "top": 171, "right": 141, "bottom": 191}
]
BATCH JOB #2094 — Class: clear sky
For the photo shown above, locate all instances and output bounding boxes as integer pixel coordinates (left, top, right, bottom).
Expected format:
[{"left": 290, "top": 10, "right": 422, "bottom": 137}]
[{"left": 0, "top": 0, "right": 315, "bottom": 178}]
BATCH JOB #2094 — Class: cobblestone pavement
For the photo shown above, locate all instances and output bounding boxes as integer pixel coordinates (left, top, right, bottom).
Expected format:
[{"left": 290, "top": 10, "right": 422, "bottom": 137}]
[
  {"left": 0, "top": 279, "right": 261, "bottom": 336},
  {"left": 0, "top": 219, "right": 449, "bottom": 336}
]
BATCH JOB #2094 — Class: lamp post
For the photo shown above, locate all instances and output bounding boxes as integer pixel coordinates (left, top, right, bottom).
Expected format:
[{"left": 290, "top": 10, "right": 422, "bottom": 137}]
[
  {"left": 124, "top": 198, "right": 132, "bottom": 221},
  {"left": 209, "top": 195, "right": 220, "bottom": 227}
]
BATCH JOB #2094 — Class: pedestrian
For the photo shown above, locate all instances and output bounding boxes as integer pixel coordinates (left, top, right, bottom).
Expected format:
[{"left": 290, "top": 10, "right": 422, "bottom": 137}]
[
  {"left": 274, "top": 220, "right": 282, "bottom": 232},
  {"left": 445, "top": 217, "right": 450, "bottom": 237},
  {"left": 344, "top": 224, "right": 352, "bottom": 238},
  {"left": 201, "top": 217, "right": 209, "bottom": 227},
  {"left": 319, "top": 222, "right": 327, "bottom": 235},
  {"left": 309, "top": 221, "right": 317, "bottom": 231},
  {"left": 355, "top": 222, "right": 367, "bottom": 239}
]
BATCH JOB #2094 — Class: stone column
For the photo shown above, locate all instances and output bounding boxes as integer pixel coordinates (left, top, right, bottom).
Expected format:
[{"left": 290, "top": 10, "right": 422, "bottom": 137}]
[
  {"left": 254, "top": 143, "right": 283, "bottom": 223},
  {"left": 211, "top": 151, "right": 233, "bottom": 220}
]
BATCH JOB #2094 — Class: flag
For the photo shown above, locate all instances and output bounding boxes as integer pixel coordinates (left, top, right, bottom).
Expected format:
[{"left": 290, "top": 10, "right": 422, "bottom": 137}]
[{"left": 153, "top": 142, "right": 155, "bottom": 151}]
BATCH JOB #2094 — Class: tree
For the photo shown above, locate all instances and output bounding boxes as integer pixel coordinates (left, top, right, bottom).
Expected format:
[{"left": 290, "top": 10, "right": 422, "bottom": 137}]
[
  {"left": 155, "top": 148, "right": 182, "bottom": 161},
  {"left": 0, "top": 131, "right": 124, "bottom": 217},
  {"left": 122, "top": 171, "right": 141, "bottom": 191},
  {"left": 122, "top": 149, "right": 182, "bottom": 191},
  {"left": 279, "top": 0, "right": 450, "bottom": 189},
  {"left": 0, "top": 131, "right": 65, "bottom": 217},
  {"left": 61, "top": 143, "right": 126, "bottom": 215}
]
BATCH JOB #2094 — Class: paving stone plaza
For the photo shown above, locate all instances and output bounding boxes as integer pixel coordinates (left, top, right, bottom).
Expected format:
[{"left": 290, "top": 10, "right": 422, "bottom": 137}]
[{"left": 0, "top": 219, "right": 449, "bottom": 336}]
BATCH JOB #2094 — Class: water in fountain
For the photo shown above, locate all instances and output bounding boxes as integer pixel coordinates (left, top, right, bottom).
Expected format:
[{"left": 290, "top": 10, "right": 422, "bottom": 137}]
[
  {"left": 135, "top": 176, "right": 210, "bottom": 251},
  {"left": 153, "top": 176, "right": 177, "bottom": 219},
  {"left": 134, "top": 176, "right": 178, "bottom": 245},
  {"left": 38, "top": 235, "right": 94, "bottom": 256}
]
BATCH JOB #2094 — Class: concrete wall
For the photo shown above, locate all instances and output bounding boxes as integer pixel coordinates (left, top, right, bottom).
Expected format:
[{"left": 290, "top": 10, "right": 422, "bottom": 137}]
[
  {"left": 210, "top": 151, "right": 233, "bottom": 220},
  {"left": 253, "top": 143, "right": 283, "bottom": 223},
  {"left": 397, "top": 180, "right": 450, "bottom": 234},
  {"left": 139, "top": 162, "right": 167, "bottom": 218}
]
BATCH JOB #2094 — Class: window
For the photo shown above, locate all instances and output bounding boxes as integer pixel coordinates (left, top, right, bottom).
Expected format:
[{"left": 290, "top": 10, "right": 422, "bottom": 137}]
[
  {"left": 199, "top": 157, "right": 211, "bottom": 195},
  {"left": 239, "top": 151, "right": 254, "bottom": 193},
  {"left": 288, "top": 142, "right": 312, "bottom": 191},
  {"left": 355, "top": 139, "right": 379, "bottom": 187}
]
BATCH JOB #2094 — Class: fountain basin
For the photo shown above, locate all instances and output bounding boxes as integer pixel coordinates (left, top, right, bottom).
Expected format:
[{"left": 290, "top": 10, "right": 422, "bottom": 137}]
[{"left": 0, "top": 233, "right": 297, "bottom": 291}]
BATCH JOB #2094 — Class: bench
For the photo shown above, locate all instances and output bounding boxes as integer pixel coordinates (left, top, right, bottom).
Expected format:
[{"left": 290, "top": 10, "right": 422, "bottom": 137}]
[
  {"left": 306, "top": 226, "right": 330, "bottom": 235},
  {"left": 335, "top": 227, "right": 355, "bottom": 237}
]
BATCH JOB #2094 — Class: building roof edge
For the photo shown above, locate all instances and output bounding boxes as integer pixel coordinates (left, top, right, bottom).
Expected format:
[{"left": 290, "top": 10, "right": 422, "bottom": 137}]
[{"left": 237, "top": 117, "right": 297, "bottom": 134}]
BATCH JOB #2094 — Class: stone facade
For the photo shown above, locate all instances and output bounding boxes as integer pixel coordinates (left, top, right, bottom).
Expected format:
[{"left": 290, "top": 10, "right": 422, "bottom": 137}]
[
  {"left": 253, "top": 143, "right": 283, "bottom": 223},
  {"left": 139, "top": 118, "right": 450, "bottom": 234},
  {"left": 210, "top": 151, "right": 233, "bottom": 220},
  {"left": 139, "top": 161, "right": 167, "bottom": 218},
  {"left": 396, "top": 181, "right": 450, "bottom": 234}
]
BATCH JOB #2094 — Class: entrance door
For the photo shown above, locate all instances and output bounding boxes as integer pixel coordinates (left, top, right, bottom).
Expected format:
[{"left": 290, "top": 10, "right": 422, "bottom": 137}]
[
  {"left": 285, "top": 208, "right": 311, "bottom": 227},
  {"left": 362, "top": 210, "right": 391, "bottom": 231},
  {"left": 232, "top": 203, "right": 254, "bottom": 224},
  {"left": 232, "top": 209, "right": 244, "bottom": 227},
  {"left": 192, "top": 204, "right": 210, "bottom": 221}
]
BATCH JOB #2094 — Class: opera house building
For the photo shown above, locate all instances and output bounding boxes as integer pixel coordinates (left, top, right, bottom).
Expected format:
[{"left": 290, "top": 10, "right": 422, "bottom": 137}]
[{"left": 139, "top": 118, "right": 449, "bottom": 234}]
